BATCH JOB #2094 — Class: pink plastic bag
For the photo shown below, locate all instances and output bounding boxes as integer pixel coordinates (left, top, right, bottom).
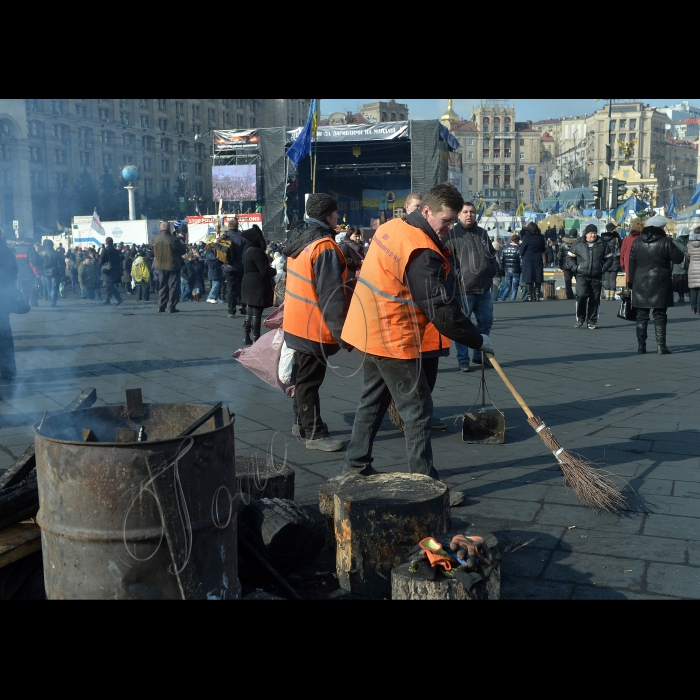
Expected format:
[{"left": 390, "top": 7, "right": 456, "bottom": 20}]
[
  {"left": 233, "top": 324, "right": 295, "bottom": 397},
  {"left": 263, "top": 302, "right": 284, "bottom": 330}
]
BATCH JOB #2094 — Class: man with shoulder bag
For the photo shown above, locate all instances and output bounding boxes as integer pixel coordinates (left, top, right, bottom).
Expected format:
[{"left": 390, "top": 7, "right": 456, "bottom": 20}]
[{"left": 99, "top": 236, "right": 124, "bottom": 306}]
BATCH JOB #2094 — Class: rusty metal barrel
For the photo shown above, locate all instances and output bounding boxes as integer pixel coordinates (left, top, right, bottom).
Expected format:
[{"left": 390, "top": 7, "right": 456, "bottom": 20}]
[{"left": 34, "top": 403, "right": 240, "bottom": 600}]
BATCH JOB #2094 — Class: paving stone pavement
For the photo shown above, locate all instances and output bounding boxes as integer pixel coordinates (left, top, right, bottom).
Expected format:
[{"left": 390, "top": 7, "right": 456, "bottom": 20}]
[{"left": 2, "top": 291, "right": 700, "bottom": 600}]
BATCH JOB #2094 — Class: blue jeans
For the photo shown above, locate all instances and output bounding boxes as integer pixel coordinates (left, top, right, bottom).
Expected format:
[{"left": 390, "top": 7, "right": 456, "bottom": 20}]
[
  {"left": 208, "top": 280, "right": 221, "bottom": 300},
  {"left": 499, "top": 272, "right": 521, "bottom": 301},
  {"left": 180, "top": 279, "right": 192, "bottom": 301},
  {"left": 455, "top": 291, "right": 493, "bottom": 365},
  {"left": 47, "top": 277, "right": 59, "bottom": 307}
]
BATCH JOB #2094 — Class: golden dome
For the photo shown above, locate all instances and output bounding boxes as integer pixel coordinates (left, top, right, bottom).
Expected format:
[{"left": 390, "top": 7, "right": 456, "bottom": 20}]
[{"left": 440, "top": 99, "right": 460, "bottom": 127}]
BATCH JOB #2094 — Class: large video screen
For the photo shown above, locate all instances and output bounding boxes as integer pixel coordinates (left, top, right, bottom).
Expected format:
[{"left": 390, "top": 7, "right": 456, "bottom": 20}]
[{"left": 212, "top": 164, "right": 257, "bottom": 201}]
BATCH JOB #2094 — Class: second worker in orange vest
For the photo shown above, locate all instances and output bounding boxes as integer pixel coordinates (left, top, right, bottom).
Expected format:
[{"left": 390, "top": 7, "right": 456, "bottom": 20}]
[
  {"left": 341, "top": 184, "right": 495, "bottom": 478},
  {"left": 283, "top": 193, "right": 351, "bottom": 452}
]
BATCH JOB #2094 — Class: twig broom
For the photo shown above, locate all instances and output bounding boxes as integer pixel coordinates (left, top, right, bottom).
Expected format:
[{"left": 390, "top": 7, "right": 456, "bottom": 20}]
[{"left": 484, "top": 353, "right": 627, "bottom": 514}]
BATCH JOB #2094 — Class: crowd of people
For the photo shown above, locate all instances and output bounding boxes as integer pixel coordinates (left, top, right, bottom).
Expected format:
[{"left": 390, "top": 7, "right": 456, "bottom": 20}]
[{"left": 2, "top": 189, "right": 698, "bottom": 496}]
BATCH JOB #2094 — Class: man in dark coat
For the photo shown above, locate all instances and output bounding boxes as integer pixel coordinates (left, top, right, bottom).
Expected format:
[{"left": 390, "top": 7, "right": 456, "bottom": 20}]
[
  {"left": 566, "top": 224, "right": 612, "bottom": 329},
  {"left": 672, "top": 226, "right": 690, "bottom": 304},
  {"left": 38, "top": 239, "right": 63, "bottom": 307},
  {"left": 628, "top": 216, "right": 684, "bottom": 354},
  {"left": 557, "top": 228, "right": 578, "bottom": 299},
  {"left": 0, "top": 231, "right": 19, "bottom": 380},
  {"left": 14, "top": 238, "right": 40, "bottom": 307},
  {"left": 152, "top": 221, "right": 187, "bottom": 313},
  {"left": 444, "top": 202, "right": 498, "bottom": 371},
  {"left": 99, "top": 236, "right": 124, "bottom": 306},
  {"left": 519, "top": 222, "right": 547, "bottom": 301},
  {"left": 222, "top": 219, "right": 246, "bottom": 318}
]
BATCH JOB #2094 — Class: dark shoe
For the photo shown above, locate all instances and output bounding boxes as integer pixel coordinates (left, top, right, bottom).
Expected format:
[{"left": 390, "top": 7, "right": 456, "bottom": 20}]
[
  {"left": 459, "top": 363, "right": 471, "bottom": 372},
  {"left": 115, "top": 299, "right": 123, "bottom": 306},
  {"left": 340, "top": 465, "right": 381, "bottom": 477},
  {"left": 169, "top": 308, "right": 180, "bottom": 313},
  {"left": 638, "top": 344, "right": 646, "bottom": 354},
  {"left": 574, "top": 320, "right": 584, "bottom": 328},
  {"left": 251, "top": 313, "right": 262, "bottom": 343},
  {"left": 243, "top": 315, "right": 253, "bottom": 345},
  {"left": 658, "top": 344, "right": 672, "bottom": 355},
  {"left": 158, "top": 308, "right": 166, "bottom": 312},
  {"left": 430, "top": 415, "right": 447, "bottom": 430},
  {"left": 472, "top": 357, "right": 492, "bottom": 368},
  {"left": 103, "top": 301, "right": 111, "bottom": 305},
  {"left": 654, "top": 319, "right": 671, "bottom": 354}
]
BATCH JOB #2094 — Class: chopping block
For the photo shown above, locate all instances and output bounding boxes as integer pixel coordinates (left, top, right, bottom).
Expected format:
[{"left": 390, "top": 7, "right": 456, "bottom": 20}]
[{"left": 326, "top": 473, "right": 450, "bottom": 598}]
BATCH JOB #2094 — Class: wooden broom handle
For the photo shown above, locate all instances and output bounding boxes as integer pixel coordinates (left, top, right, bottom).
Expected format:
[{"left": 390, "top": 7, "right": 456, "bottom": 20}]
[{"left": 484, "top": 352, "right": 535, "bottom": 420}]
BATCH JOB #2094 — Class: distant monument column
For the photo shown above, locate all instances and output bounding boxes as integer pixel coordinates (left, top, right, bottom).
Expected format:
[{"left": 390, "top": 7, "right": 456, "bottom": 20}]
[{"left": 121, "top": 165, "right": 140, "bottom": 220}]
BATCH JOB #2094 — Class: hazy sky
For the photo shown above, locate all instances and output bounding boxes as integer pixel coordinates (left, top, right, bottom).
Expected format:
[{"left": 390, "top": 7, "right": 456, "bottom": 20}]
[{"left": 321, "top": 99, "right": 694, "bottom": 123}]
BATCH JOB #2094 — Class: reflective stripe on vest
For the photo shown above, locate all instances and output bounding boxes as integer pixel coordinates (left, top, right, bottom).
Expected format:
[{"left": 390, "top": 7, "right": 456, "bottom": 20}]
[
  {"left": 341, "top": 218, "right": 449, "bottom": 359},
  {"left": 282, "top": 236, "right": 347, "bottom": 344}
]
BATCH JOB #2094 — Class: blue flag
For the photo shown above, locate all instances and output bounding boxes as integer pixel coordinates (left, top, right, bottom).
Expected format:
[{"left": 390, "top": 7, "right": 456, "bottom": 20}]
[
  {"left": 690, "top": 183, "right": 700, "bottom": 207},
  {"left": 667, "top": 192, "right": 676, "bottom": 218},
  {"left": 286, "top": 99, "right": 317, "bottom": 167}
]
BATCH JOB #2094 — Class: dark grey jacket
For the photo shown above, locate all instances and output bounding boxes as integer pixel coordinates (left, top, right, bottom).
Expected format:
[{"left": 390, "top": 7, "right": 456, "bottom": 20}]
[
  {"left": 445, "top": 221, "right": 498, "bottom": 296},
  {"left": 566, "top": 236, "right": 613, "bottom": 279},
  {"left": 672, "top": 234, "right": 689, "bottom": 276}
]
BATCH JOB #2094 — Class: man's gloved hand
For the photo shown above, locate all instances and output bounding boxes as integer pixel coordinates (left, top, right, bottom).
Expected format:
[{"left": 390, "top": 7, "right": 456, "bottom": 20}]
[{"left": 479, "top": 334, "right": 495, "bottom": 356}]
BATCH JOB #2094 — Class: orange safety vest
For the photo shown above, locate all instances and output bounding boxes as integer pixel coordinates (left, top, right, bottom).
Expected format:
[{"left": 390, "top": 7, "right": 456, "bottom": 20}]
[
  {"left": 341, "top": 218, "right": 450, "bottom": 359},
  {"left": 421, "top": 323, "right": 450, "bottom": 354},
  {"left": 283, "top": 235, "right": 347, "bottom": 345}
]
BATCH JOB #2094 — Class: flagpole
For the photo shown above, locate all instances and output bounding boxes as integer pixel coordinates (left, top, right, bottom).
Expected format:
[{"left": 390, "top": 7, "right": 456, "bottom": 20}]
[{"left": 312, "top": 98, "right": 319, "bottom": 194}]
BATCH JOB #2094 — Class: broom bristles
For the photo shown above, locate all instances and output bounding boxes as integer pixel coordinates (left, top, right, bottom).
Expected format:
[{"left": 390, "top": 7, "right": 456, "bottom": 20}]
[{"left": 527, "top": 415, "right": 626, "bottom": 514}]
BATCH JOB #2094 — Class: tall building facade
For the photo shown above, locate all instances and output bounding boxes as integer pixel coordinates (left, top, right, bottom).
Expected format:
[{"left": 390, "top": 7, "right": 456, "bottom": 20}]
[
  {"left": 0, "top": 98, "right": 310, "bottom": 236},
  {"left": 447, "top": 100, "right": 543, "bottom": 210}
]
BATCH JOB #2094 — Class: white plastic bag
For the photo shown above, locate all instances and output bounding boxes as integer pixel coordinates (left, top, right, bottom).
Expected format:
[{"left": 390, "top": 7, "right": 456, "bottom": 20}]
[{"left": 278, "top": 342, "right": 295, "bottom": 384}]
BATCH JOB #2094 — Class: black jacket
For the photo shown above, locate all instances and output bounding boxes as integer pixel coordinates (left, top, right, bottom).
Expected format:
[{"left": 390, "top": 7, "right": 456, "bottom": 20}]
[
  {"left": 205, "top": 249, "right": 223, "bottom": 281},
  {"left": 519, "top": 234, "right": 547, "bottom": 283},
  {"left": 222, "top": 230, "right": 245, "bottom": 273},
  {"left": 39, "top": 246, "right": 63, "bottom": 278},
  {"left": 180, "top": 259, "right": 196, "bottom": 284},
  {"left": 628, "top": 227, "right": 684, "bottom": 309},
  {"left": 14, "top": 243, "right": 39, "bottom": 281},
  {"left": 240, "top": 230, "right": 275, "bottom": 309},
  {"left": 601, "top": 231, "right": 622, "bottom": 272},
  {"left": 0, "top": 238, "right": 18, "bottom": 293},
  {"left": 338, "top": 239, "right": 364, "bottom": 272},
  {"left": 283, "top": 220, "right": 347, "bottom": 355},
  {"left": 557, "top": 236, "right": 577, "bottom": 268},
  {"left": 500, "top": 243, "right": 522, "bottom": 274},
  {"left": 445, "top": 220, "right": 498, "bottom": 296},
  {"left": 566, "top": 236, "right": 613, "bottom": 279},
  {"left": 99, "top": 244, "right": 122, "bottom": 281}
]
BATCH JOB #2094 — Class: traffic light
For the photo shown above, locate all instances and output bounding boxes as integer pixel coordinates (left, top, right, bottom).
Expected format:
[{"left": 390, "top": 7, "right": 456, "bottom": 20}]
[
  {"left": 611, "top": 178, "right": 627, "bottom": 207},
  {"left": 592, "top": 178, "right": 608, "bottom": 209}
]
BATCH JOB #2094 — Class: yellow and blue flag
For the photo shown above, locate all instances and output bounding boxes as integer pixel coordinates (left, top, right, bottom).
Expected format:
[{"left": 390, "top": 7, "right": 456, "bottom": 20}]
[
  {"left": 287, "top": 99, "right": 317, "bottom": 167},
  {"left": 516, "top": 202, "right": 525, "bottom": 217}
]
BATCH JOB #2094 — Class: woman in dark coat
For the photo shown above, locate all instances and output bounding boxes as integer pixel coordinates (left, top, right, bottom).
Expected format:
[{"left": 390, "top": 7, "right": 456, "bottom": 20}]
[
  {"left": 600, "top": 223, "right": 622, "bottom": 300},
  {"left": 519, "top": 222, "right": 546, "bottom": 301},
  {"left": 338, "top": 226, "right": 364, "bottom": 288},
  {"left": 241, "top": 225, "right": 275, "bottom": 345},
  {"left": 628, "top": 216, "right": 684, "bottom": 354}
]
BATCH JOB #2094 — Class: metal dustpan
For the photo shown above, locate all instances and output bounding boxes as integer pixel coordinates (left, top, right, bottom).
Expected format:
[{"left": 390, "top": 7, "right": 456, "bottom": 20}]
[{"left": 462, "top": 362, "right": 505, "bottom": 444}]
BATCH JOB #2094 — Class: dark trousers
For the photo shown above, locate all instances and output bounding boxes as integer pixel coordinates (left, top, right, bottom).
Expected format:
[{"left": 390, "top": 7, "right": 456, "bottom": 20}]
[
  {"left": 224, "top": 271, "right": 243, "bottom": 314},
  {"left": 690, "top": 288, "right": 699, "bottom": 312},
  {"left": 563, "top": 269, "right": 575, "bottom": 299},
  {"left": 673, "top": 274, "right": 689, "bottom": 300},
  {"left": 344, "top": 354, "right": 436, "bottom": 477},
  {"left": 103, "top": 276, "right": 123, "bottom": 304},
  {"left": 84, "top": 286, "right": 100, "bottom": 300},
  {"left": 604, "top": 269, "right": 618, "bottom": 291},
  {"left": 422, "top": 356, "right": 440, "bottom": 393},
  {"left": 19, "top": 278, "right": 39, "bottom": 306},
  {"left": 292, "top": 351, "right": 329, "bottom": 439},
  {"left": 0, "top": 312, "right": 15, "bottom": 379},
  {"left": 137, "top": 281, "right": 150, "bottom": 301},
  {"left": 158, "top": 269, "right": 181, "bottom": 310},
  {"left": 575, "top": 276, "right": 601, "bottom": 323}
]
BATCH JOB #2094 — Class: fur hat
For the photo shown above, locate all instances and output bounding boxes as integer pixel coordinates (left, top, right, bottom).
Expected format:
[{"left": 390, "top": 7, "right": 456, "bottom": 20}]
[
  {"left": 646, "top": 215, "right": 667, "bottom": 229},
  {"left": 306, "top": 193, "right": 338, "bottom": 222},
  {"left": 630, "top": 218, "right": 645, "bottom": 233}
]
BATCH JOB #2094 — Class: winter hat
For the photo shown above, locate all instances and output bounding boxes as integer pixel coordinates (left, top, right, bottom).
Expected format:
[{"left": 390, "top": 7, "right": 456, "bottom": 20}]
[
  {"left": 584, "top": 224, "right": 598, "bottom": 234},
  {"left": 646, "top": 215, "right": 667, "bottom": 228},
  {"left": 306, "top": 193, "right": 338, "bottom": 222},
  {"left": 605, "top": 223, "right": 618, "bottom": 232}
]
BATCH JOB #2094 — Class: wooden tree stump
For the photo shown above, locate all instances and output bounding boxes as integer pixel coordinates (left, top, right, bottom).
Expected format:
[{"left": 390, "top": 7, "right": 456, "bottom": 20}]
[
  {"left": 391, "top": 532, "right": 500, "bottom": 600},
  {"left": 238, "top": 498, "right": 324, "bottom": 574},
  {"left": 333, "top": 474, "right": 450, "bottom": 598},
  {"left": 236, "top": 457, "right": 295, "bottom": 501},
  {"left": 318, "top": 478, "right": 340, "bottom": 552}
]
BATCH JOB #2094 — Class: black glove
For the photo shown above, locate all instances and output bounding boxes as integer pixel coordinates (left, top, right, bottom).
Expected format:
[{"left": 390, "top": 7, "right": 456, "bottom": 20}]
[{"left": 339, "top": 340, "right": 354, "bottom": 353}]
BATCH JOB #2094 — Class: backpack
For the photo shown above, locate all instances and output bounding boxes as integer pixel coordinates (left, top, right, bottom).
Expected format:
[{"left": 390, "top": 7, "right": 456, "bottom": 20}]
[{"left": 214, "top": 239, "right": 233, "bottom": 265}]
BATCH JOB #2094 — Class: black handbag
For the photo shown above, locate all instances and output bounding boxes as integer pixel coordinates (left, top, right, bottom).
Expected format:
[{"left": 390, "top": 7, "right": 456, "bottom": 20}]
[
  {"left": 617, "top": 290, "right": 635, "bottom": 321},
  {"left": 8, "top": 287, "right": 31, "bottom": 315}
]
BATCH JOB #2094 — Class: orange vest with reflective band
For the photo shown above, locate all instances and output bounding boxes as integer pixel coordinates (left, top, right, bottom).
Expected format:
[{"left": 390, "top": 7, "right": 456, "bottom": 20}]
[
  {"left": 283, "top": 235, "right": 347, "bottom": 345},
  {"left": 421, "top": 323, "right": 450, "bottom": 354},
  {"left": 341, "top": 218, "right": 450, "bottom": 359}
]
